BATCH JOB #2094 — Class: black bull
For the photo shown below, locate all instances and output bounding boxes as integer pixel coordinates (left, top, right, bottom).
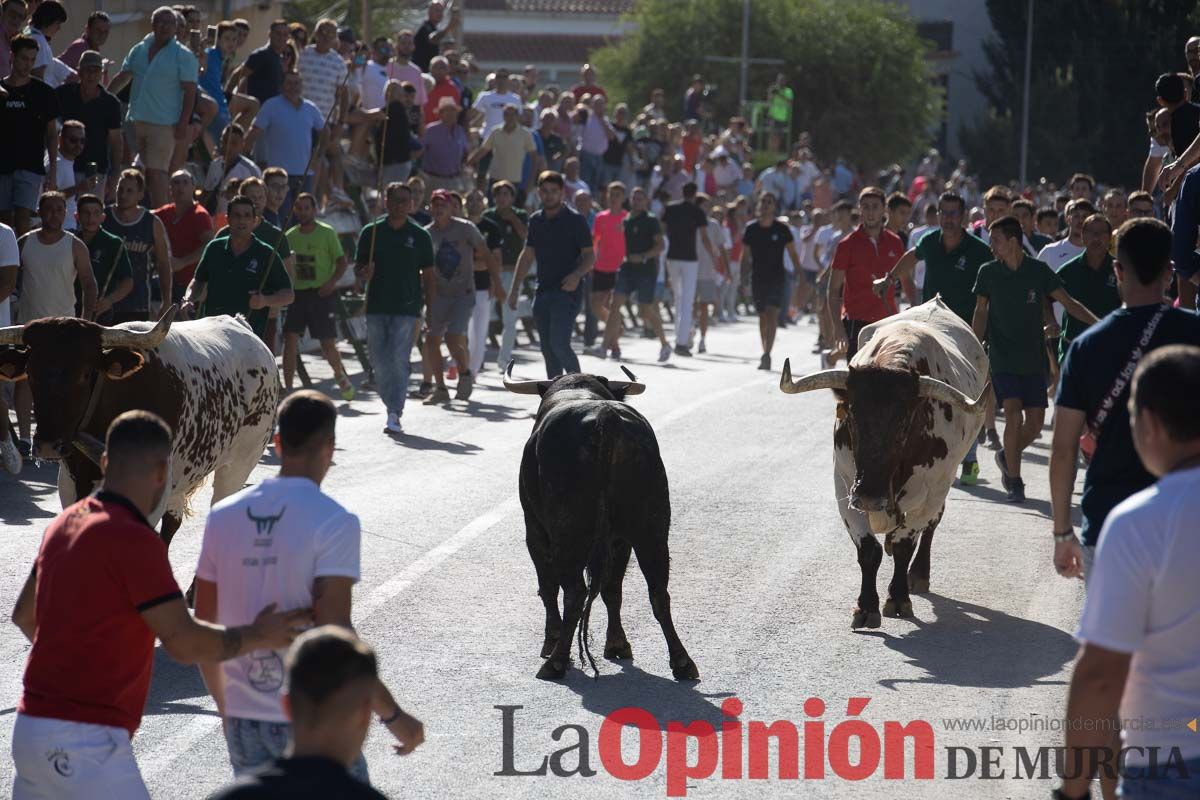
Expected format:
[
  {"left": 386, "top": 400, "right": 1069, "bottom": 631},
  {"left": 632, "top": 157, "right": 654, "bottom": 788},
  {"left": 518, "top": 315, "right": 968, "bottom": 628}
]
[{"left": 504, "top": 365, "right": 698, "bottom": 681}]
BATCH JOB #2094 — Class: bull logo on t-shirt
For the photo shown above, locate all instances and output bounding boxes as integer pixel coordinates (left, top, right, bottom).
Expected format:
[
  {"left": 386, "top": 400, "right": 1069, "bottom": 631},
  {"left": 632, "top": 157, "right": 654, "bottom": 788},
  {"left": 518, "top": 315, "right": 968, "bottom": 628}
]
[
  {"left": 246, "top": 258, "right": 260, "bottom": 276},
  {"left": 246, "top": 650, "right": 285, "bottom": 692},
  {"left": 246, "top": 507, "right": 285, "bottom": 538},
  {"left": 954, "top": 256, "right": 966, "bottom": 271},
  {"left": 1027, "top": 290, "right": 1037, "bottom": 304},
  {"left": 435, "top": 239, "right": 462, "bottom": 282}
]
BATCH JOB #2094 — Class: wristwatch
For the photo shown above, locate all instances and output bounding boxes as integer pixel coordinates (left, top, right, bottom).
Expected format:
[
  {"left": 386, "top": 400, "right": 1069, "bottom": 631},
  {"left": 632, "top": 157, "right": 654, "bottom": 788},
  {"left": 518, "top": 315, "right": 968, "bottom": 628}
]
[{"left": 1053, "top": 528, "right": 1076, "bottom": 544}]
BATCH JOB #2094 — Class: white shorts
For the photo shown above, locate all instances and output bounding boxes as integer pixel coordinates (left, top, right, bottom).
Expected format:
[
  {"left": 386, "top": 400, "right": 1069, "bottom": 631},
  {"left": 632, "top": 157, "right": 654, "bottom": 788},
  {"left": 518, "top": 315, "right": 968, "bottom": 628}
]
[{"left": 11, "top": 714, "right": 149, "bottom": 800}]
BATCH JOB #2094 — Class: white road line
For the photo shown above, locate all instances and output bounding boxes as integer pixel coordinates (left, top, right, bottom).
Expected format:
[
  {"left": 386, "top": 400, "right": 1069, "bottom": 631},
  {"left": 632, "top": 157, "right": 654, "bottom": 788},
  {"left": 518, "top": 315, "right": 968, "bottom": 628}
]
[{"left": 139, "top": 376, "right": 773, "bottom": 777}]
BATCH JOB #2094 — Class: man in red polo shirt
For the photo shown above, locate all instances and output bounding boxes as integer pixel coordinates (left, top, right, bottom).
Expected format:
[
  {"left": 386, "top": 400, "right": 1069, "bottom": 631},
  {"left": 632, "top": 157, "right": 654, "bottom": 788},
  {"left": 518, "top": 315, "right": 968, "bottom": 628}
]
[
  {"left": 826, "top": 186, "right": 904, "bottom": 360},
  {"left": 155, "top": 170, "right": 214, "bottom": 304},
  {"left": 423, "top": 55, "right": 461, "bottom": 126},
  {"left": 10, "top": 410, "right": 310, "bottom": 799}
]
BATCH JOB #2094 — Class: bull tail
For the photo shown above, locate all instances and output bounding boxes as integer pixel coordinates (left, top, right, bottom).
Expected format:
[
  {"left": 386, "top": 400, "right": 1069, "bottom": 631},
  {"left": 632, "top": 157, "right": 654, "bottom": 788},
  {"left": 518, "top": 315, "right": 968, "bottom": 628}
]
[{"left": 577, "top": 407, "right": 616, "bottom": 680}]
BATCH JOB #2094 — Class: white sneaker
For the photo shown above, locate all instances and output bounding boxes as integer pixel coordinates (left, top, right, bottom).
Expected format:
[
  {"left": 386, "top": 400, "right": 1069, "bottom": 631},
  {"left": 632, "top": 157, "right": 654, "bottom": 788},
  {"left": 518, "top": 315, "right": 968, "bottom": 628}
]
[
  {"left": 384, "top": 413, "right": 403, "bottom": 434},
  {"left": 658, "top": 344, "right": 672, "bottom": 362}
]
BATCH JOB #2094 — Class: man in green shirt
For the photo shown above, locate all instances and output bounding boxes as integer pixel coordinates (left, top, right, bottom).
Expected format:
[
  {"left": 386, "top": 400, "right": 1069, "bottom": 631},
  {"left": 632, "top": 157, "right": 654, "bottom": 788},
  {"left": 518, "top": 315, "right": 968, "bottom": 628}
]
[
  {"left": 972, "top": 215, "right": 1098, "bottom": 503},
  {"left": 766, "top": 73, "right": 793, "bottom": 154},
  {"left": 283, "top": 193, "right": 354, "bottom": 401},
  {"left": 75, "top": 195, "right": 133, "bottom": 323},
  {"left": 353, "top": 182, "right": 435, "bottom": 435},
  {"left": 604, "top": 186, "right": 669, "bottom": 360},
  {"left": 482, "top": 181, "right": 527, "bottom": 368},
  {"left": 875, "top": 190, "right": 992, "bottom": 484},
  {"left": 181, "top": 196, "right": 294, "bottom": 339},
  {"left": 1055, "top": 213, "right": 1121, "bottom": 360}
]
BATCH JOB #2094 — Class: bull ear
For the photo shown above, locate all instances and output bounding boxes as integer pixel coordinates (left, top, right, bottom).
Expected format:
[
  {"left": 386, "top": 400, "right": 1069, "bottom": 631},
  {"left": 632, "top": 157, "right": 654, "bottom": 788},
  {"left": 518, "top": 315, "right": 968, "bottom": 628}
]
[
  {"left": 0, "top": 350, "right": 28, "bottom": 382},
  {"left": 101, "top": 348, "right": 145, "bottom": 380}
]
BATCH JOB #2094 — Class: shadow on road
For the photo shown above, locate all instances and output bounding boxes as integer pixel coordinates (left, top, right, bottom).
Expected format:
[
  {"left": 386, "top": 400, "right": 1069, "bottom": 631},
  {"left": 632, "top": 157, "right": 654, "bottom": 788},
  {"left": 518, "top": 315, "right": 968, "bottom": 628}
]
[
  {"left": 144, "top": 647, "right": 219, "bottom": 717},
  {"left": 0, "top": 464, "right": 59, "bottom": 525},
  {"left": 956, "top": 482, "right": 1052, "bottom": 518},
  {"left": 561, "top": 660, "right": 734, "bottom": 730},
  {"left": 445, "top": 400, "right": 527, "bottom": 423},
  {"left": 387, "top": 433, "right": 483, "bottom": 455},
  {"left": 874, "top": 593, "right": 1076, "bottom": 691}
]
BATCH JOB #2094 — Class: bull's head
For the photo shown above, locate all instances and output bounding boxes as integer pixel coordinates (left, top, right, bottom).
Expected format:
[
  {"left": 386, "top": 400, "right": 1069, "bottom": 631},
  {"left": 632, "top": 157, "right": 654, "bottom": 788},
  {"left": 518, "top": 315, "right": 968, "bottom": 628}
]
[
  {"left": 502, "top": 360, "right": 646, "bottom": 402},
  {"left": 0, "top": 307, "right": 176, "bottom": 462},
  {"left": 779, "top": 358, "right": 989, "bottom": 531}
]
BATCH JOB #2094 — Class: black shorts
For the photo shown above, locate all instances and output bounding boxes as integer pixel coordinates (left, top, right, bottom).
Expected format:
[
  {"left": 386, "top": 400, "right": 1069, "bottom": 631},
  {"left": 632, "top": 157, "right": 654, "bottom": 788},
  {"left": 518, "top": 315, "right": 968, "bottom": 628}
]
[
  {"left": 283, "top": 288, "right": 338, "bottom": 340},
  {"left": 592, "top": 271, "right": 617, "bottom": 292},
  {"left": 844, "top": 318, "right": 870, "bottom": 360},
  {"left": 752, "top": 277, "right": 785, "bottom": 311}
]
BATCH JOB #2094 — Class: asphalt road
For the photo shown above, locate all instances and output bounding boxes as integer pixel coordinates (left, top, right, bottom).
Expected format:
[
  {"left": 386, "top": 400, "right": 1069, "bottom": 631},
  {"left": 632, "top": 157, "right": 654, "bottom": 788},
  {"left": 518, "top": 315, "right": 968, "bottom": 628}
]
[{"left": 0, "top": 311, "right": 1086, "bottom": 798}]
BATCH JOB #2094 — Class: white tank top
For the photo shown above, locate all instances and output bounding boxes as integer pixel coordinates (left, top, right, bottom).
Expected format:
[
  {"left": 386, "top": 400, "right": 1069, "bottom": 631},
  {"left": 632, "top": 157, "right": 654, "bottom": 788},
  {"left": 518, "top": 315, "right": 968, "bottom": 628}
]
[{"left": 19, "top": 231, "right": 78, "bottom": 322}]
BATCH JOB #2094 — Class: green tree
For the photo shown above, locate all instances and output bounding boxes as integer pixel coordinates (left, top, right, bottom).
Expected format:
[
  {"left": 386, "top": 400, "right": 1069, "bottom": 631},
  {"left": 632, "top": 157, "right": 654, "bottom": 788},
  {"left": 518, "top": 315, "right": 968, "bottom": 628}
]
[
  {"left": 962, "top": 0, "right": 1200, "bottom": 189},
  {"left": 590, "top": 0, "right": 941, "bottom": 172}
]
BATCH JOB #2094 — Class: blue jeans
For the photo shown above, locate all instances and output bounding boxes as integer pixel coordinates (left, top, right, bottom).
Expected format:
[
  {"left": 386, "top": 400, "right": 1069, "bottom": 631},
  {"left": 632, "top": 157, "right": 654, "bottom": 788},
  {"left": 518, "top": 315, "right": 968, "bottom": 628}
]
[
  {"left": 963, "top": 437, "right": 978, "bottom": 465},
  {"left": 1119, "top": 755, "right": 1200, "bottom": 798},
  {"left": 579, "top": 151, "right": 604, "bottom": 193},
  {"left": 533, "top": 289, "right": 581, "bottom": 378},
  {"left": 367, "top": 314, "right": 419, "bottom": 416},
  {"left": 224, "top": 717, "right": 369, "bottom": 782}
]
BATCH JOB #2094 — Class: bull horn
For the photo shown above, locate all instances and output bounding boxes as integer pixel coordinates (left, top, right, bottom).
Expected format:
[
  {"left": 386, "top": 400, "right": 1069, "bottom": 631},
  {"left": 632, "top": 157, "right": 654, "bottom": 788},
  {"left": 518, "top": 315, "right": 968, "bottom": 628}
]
[
  {"left": 99, "top": 304, "right": 178, "bottom": 350},
  {"left": 0, "top": 325, "right": 23, "bottom": 346},
  {"left": 779, "top": 358, "right": 850, "bottom": 395},
  {"left": 502, "top": 359, "right": 550, "bottom": 395},
  {"left": 607, "top": 380, "right": 645, "bottom": 396},
  {"left": 918, "top": 375, "right": 991, "bottom": 414}
]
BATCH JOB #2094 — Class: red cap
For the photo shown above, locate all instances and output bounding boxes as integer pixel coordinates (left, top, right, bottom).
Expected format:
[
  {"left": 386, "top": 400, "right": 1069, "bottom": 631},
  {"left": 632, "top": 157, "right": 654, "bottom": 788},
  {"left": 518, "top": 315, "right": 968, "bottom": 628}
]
[{"left": 430, "top": 189, "right": 454, "bottom": 204}]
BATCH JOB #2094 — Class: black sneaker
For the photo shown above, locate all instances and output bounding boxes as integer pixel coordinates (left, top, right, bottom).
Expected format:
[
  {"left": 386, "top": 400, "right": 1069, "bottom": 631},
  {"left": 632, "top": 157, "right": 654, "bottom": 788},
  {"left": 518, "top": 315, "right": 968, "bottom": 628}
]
[
  {"left": 994, "top": 449, "right": 1011, "bottom": 492},
  {"left": 674, "top": 345, "right": 693, "bottom": 357},
  {"left": 413, "top": 381, "right": 434, "bottom": 399},
  {"left": 758, "top": 353, "right": 771, "bottom": 371},
  {"left": 986, "top": 428, "right": 1002, "bottom": 449},
  {"left": 1007, "top": 478, "right": 1026, "bottom": 503}
]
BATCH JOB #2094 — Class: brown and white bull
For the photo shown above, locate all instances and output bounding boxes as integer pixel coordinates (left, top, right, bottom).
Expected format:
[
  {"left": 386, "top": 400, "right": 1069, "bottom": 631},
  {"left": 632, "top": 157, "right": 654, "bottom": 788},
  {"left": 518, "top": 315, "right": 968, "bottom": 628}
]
[
  {"left": 780, "top": 297, "right": 990, "bottom": 628},
  {"left": 0, "top": 307, "right": 278, "bottom": 545}
]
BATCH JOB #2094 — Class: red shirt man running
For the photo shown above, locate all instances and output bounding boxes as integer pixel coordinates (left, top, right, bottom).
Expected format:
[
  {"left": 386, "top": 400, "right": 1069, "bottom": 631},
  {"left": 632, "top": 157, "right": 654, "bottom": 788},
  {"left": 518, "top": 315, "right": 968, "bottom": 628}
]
[{"left": 826, "top": 186, "right": 903, "bottom": 360}]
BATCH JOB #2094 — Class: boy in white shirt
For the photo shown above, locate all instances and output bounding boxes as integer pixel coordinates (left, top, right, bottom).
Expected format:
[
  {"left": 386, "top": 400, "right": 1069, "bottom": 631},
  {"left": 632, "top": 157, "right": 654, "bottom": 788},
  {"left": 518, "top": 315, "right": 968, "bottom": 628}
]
[
  {"left": 1060, "top": 345, "right": 1200, "bottom": 800},
  {"left": 195, "top": 391, "right": 423, "bottom": 781}
]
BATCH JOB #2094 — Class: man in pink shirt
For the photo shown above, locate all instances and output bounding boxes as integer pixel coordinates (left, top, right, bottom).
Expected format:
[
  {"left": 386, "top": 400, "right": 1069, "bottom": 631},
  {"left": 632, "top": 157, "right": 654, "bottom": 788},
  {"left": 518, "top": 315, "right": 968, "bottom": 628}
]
[
  {"left": 386, "top": 29, "right": 426, "bottom": 109},
  {"left": 585, "top": 181, "right": 627, "bottom": 359},
  {"left": 57, "top": 9, "right": 109, "bottom": 70}
]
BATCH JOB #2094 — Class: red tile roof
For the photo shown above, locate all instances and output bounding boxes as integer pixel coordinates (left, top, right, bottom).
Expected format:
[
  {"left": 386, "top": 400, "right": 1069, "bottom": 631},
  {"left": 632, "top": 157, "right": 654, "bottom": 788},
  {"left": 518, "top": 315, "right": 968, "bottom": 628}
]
[
  {"left": 465, "top": 32, "right": 616, "bottom": 64},
  {"left": 469, "top": 0, "right": 634, "bottom": 13}
]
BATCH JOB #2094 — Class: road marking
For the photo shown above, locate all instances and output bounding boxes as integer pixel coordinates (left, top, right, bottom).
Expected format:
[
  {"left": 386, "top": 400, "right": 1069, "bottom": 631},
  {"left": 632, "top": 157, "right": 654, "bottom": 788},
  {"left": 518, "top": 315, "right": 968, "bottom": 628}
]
[{"left": 138, "top": 376, "right": 772, "bottom": 777}]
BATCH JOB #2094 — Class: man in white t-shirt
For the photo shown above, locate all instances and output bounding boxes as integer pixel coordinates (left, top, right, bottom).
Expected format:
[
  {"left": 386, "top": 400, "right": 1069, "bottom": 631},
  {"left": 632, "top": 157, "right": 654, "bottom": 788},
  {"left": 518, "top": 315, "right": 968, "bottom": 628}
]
[
  {"left": 1038, "top": 198, "right": 1091, "bottom": 270},
  {"left": 1061, "top": 345, "right": 1200, "bottom": 800},
  {"left": 195, "top": 391, "right": 423, "bottom": 781},
  {"left": 470, "top": 68, "right": 522, "bottom": 140}
]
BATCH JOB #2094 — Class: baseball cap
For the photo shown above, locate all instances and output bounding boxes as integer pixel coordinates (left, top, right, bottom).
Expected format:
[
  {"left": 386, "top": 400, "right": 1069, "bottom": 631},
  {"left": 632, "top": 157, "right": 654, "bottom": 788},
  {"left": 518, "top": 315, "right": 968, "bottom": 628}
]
[
  {"left": 430, "top": 189, "right": 454, "bottom": 204},
  {"left": 78, "top": 50, "right": 104, "bottom": 70},
  {"left": 337, "top": 26, "right": 356, "bottom": 44}
]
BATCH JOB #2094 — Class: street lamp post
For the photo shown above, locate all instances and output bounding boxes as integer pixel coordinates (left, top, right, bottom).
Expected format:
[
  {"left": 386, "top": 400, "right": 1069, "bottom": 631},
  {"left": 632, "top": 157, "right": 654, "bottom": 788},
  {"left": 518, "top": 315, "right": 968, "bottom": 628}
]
[{"left": 1018, "top": 0, "right": 1034, "bottom": 187}]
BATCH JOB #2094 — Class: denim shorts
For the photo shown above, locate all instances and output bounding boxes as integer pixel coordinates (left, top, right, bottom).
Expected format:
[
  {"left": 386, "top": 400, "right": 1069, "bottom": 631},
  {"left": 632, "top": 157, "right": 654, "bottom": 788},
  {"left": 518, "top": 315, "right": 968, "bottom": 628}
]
[
  {"left": 1119, "top": 755, "right": 1200, "bottom": 798},
  {"left": 615, "top": 262, "right": 657, "bottom": 304},
  {"left": 12, "top": 713, "right": 149, "bottom": 799},
  {"left": 992, "top": 371, "right": 1049, "bottom": 408},
  {"left": 0, "top": 170, "right": 43, "bottom": 212},
  {"left": 224, "top": 717, "right": 369, "bottom": 782}
]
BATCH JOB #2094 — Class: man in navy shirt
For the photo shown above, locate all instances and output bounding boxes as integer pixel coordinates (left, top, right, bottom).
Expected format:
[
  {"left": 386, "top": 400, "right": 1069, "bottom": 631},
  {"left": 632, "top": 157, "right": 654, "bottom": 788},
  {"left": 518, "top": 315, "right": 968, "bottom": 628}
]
[
  {"left": 1050, "top": 217, "right": 1200, "bottom": 582},
  {"left": 506, "top": 170, "right": 593, "bottom": 378}
]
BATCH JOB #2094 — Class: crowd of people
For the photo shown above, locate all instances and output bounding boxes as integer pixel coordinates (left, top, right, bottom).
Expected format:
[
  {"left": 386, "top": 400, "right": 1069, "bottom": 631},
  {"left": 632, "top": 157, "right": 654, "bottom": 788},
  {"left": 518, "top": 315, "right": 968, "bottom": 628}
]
[{"left": 1, "top": 1, "right": 1200, "bottom": 797}]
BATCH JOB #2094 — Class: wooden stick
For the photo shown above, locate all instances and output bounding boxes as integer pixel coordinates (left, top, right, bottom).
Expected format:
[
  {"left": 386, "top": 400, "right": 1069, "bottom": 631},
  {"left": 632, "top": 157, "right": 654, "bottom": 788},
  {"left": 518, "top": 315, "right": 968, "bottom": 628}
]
[{"left": 362, "top": 104, "right": 392, "bottom": 316}]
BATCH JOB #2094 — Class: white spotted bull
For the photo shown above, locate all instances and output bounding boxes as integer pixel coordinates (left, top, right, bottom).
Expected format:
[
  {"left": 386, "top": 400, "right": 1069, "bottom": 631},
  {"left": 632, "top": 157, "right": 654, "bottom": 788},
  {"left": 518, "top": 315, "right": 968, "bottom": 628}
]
[
  {"left": 780, "top": 298, "right": 990, "bottom": 628},
  {"left": 0, "top": 307, "right": 279, "bottom": 547}
]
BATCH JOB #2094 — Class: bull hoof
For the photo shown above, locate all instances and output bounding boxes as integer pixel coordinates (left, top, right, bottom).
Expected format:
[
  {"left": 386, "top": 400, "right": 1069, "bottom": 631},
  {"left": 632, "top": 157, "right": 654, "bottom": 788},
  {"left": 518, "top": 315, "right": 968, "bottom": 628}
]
[
  {"left": 539, "top": 637, "right": 558, "bottom": 659},
  {"left": 851, "top": 610, "right": 882, "bottom": 629},
  {"left": 882, "top": 598, "right": 913, "bottom": 618},
  {"left": 908, "top": 576, "right": 930, "bottom": 594},
  {"left": 671, "top": 656, "right": 700, "bottom": 681},
  {"left": 536, "top": 659, "right": 569, "bottom": 680},
  {"left": 604, "top": 641, "right": 633, "bottom": 660}
]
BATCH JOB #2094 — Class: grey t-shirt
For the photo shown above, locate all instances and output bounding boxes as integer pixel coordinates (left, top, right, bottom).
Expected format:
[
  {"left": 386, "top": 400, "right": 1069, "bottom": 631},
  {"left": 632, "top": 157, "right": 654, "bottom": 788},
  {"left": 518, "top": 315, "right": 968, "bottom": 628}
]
[{"left": 425, "top": 217, "right": 486, "bottom": 297}]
